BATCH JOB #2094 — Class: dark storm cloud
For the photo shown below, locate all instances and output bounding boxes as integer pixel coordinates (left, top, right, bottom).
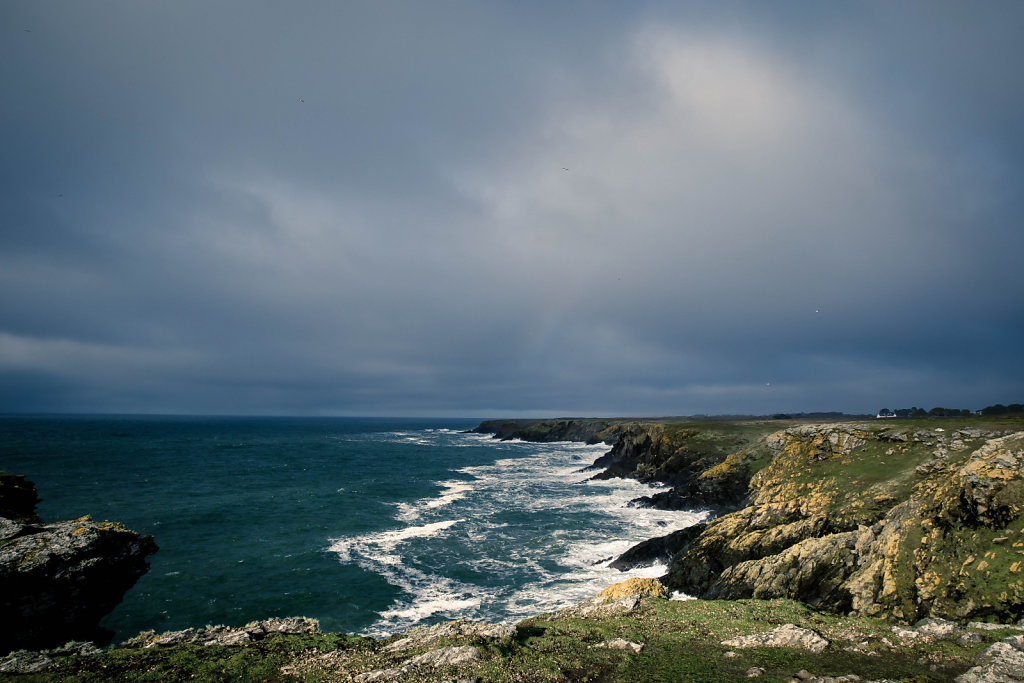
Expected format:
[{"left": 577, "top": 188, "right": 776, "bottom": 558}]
[{"left": 1, "top": 1, "right": 1022, "bottom": 416}]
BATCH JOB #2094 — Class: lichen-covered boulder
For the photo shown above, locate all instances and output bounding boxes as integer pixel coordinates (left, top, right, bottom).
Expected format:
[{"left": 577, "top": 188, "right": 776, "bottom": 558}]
[
  {"left": 1, "top": 514, "right": 157, "bottom": 651},
  {"left": 553, "top": 577, "right": 668, "bottom": 619},
  {"left": 721, "top": 623, "right": 829, "bottom": 654}
]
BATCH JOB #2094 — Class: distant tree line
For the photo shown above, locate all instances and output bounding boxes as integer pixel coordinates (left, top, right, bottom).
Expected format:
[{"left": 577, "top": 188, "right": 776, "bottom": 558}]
[
  {"left": 980, "top": 403, "right": 1024, "bottom": 415},
  {"left": 876, "top": 403, "right": 1023, "bottom": 418}
]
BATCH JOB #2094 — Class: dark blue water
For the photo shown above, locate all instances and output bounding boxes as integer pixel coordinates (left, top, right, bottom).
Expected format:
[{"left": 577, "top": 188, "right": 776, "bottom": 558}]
[{"left": 0, "top": 416, "right": 705, "bottom": 641}]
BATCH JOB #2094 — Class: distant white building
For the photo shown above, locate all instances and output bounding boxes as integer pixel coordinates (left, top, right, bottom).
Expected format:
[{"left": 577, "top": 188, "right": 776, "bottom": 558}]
[{"left": 876, "top": 409, "right": 896, "bottom": 419}]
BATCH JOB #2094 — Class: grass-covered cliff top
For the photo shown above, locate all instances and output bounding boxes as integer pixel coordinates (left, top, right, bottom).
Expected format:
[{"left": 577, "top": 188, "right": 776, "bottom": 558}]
[{"left": 6, "top": 593, "right": 1023, "bottom": 681}]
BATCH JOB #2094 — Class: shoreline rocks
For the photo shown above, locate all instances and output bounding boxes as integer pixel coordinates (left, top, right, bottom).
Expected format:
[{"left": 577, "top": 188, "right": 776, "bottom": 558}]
[{"left": 0, "top": 476, "right": 158, "bottom": 653}]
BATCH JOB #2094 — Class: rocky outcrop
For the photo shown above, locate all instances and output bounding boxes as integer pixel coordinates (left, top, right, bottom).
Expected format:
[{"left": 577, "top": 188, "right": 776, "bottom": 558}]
[
  {"left": 663, "top": 425, "right": 1024, "bottom": 624},
  {"left": 589, "top": 422, "right": 775, "bottom": 513},
  {"left": 0, "top": 472, "right": 42, "bottom": 523},
  {"left": 1, "top": 476, "right": 158, "bottom": 652},
  {"left": 551, "top": 577, "right": 668, "bottom": 619},
  {"left": 121, "top": 617, "right": 321, "bottom": 649},
  {"left": 721, "top": 623, "right": 830, "bottom": 654},
  {"left": 383, "top": 620, "right": 515, "bottom": 653},
  {"left": 473, "top": 418, "right": 624, "bottom": 444},
  {"left": 956, "top": 634, "right": 1024, "bottom": 682},
  {"left": 608, "top": 523, "right": 707, "bottom": 571}
]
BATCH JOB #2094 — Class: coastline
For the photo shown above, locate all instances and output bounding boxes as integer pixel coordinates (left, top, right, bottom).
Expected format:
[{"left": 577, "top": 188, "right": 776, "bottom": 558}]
[{"left": 5, "top": 414, "right": 1024, "bottom": 680}]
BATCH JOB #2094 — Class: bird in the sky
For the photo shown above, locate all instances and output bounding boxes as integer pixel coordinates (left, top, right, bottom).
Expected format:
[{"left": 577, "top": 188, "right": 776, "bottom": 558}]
[
  {"left": 562, "top": 167, "right": 569, "bottom": 171},
  {"left": 297, "top": 98, "right": 304, "bottom": 103}
]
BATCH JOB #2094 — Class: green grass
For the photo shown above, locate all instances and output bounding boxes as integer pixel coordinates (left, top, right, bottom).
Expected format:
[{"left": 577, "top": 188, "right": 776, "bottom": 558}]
[{"left": 4, "top": 597, "right": 990, "bottom": 681}]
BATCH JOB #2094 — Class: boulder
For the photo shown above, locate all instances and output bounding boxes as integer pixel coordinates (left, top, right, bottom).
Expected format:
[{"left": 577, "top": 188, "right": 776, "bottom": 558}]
[
  {"left": 956, "top": 635, "right": 1024, "bottom": 682},
  {"left": 552, "top": 577, "right": 668, "bottom": 619},
  {"left": 591, "top": 638, "right": 644, "bottom": 653},
  {"left": 1, "top": 502, "right": 157, "bottom": 652},
  {"left": 721, "top": 623, "right": 829, "bottom": 654}
]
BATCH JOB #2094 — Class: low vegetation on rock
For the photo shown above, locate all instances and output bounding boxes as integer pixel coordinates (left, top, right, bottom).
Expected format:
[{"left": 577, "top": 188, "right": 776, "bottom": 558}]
[{"left": 6, "top": 586, "right": 1024, "bottom": 681}]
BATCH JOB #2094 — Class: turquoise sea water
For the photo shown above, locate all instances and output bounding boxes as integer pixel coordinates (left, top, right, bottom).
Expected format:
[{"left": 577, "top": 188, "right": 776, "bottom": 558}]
[{"left": 0, "top": 416, "right": 706, "bottom": 641}]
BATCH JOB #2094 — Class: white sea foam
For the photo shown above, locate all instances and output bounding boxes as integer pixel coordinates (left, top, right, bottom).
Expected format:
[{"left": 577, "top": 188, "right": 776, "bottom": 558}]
[
  {"left": 394, "top": 480, "right": 474, "bottom": 523},
  {"left": 330, "top": 428, "right": 708, "bottom": 635},
  {"left": 329, "top": 518, "right": 463, "bottom": 565}
]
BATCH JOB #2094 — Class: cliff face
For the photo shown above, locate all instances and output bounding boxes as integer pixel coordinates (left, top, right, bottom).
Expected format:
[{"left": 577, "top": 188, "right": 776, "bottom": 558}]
[
  {"left": 588, "top": 422, "right": 779, "bottom": 513},
  {"left": 0, "top": 477, "right": 158, "bottom": 652},
  {"left": 659, "top": 423, "right": 1024, "bottom": 624},
  {"left": 473, "top": 418, "right": 626, "bottom": 444}
]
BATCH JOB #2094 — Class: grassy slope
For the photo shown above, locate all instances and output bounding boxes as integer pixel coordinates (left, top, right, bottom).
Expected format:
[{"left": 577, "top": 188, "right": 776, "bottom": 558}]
[{"left": 10, "top": 597, "right": 1009, "bottom": 682}]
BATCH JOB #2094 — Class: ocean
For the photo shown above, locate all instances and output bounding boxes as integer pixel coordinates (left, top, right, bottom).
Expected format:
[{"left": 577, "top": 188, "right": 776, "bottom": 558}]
[{"left": 0, "top": 416, "right": 706, "bottom": 642}]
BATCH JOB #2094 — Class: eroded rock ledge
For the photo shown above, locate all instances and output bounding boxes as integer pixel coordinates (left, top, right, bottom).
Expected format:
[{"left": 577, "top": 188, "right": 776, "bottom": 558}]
[{"left": 0, "top": 474, "right": 158, "bottom": 652}]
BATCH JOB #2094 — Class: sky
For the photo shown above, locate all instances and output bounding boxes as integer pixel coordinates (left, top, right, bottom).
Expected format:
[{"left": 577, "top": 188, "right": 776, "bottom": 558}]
[{"left": 2, "top": 1, "right": 1022, "bottom": 418}]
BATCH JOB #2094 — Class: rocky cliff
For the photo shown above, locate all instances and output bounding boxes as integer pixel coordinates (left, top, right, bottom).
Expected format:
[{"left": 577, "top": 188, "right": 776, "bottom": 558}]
[
  {"left": 0, "top": 474, "right": 158, "bottom": 652},
  {"left": 586, "top": 421, "right": 778, "bottom": 512},
  {"left": 648, "top": 422, "right": 1024, "bottom": 624},
  {"left": 473, "top": 418, "right": 626, "bottom": 444}
]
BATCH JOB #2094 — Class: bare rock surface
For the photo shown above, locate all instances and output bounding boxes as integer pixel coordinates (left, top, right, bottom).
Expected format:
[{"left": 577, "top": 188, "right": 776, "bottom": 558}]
[
  {"left": 956, "top": 634, "right": 1024, "bottom": 682},
  {"left": 405, "top": 645, "right": 481, "bottom": 667},
  {"left": 121, "top": 616, "right": 320, "bottom": 649},
  {"left": 353, "top": 645, "right": 482, "bottom": 681},
  {"left": 384, "top": 620, "right": 514, "bottom": 652},
  {"left": 721, "top": 623, "right": 830, "bottom": 654},
  {"left": 0, "top": 641, "right": 101, "bottom": 674},
  {"left": 591, "top": 638, "right": 644, "bottom": 653}
]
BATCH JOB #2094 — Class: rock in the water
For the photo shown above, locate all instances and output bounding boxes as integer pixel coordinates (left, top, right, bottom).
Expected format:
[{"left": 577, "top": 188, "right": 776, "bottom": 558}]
[
  {"left": 610, "top": 525, "right": 706, "bottom": 571},
  {"left": 0, "top": 472, "right": 42, "bottom": 524},
  {"left": 721, "top": 623, "right": 829, "bottom": 654},
  {"left": 0, "top": 512, "right": 157, "bottom": 651}
]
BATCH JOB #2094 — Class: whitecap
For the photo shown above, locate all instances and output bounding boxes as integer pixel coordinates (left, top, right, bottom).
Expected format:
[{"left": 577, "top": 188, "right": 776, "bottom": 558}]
[
  {"left": 329, "top": 518, "right": 463, "bottom": 565},
  {"left": 394, "top": 480, "right": 474, "bottom": 523}
]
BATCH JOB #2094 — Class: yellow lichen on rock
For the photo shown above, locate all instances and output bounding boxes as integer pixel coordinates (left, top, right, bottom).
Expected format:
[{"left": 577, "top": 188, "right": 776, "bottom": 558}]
[{"left": 597, "top": 577, "right": 669, "bottom": 602}]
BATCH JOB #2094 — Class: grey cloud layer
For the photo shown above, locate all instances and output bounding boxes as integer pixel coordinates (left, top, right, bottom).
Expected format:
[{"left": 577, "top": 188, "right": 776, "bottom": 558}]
[{"left": 2, "top": 1, "right": 1022, "bottom": 416}]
